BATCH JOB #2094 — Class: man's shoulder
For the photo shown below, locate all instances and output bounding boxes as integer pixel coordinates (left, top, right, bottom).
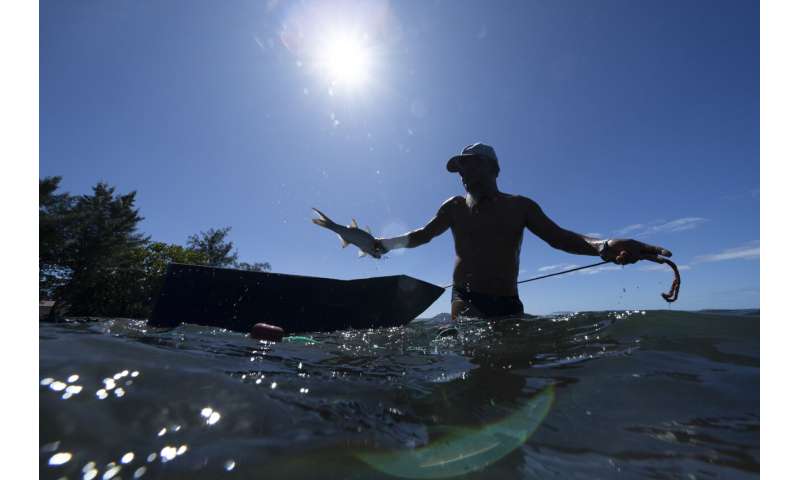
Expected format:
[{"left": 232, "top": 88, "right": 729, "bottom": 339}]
[
  {"left": 501, "top": 193, "right": 537, "bottom": 207},
  {"left": 441, "top": 195, "right": 466, "bottom": 208}
]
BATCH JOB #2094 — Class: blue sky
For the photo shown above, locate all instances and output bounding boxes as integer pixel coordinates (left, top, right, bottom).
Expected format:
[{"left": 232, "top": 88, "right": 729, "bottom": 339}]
[{"left": 40, "top": 0, "right": 759, "bottom": 316}]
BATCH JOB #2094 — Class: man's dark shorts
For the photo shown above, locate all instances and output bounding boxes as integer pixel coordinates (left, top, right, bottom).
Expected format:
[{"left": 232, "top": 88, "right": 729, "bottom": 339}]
[{"left": 451, "top": 286, "right": 524, "bottom": 318}]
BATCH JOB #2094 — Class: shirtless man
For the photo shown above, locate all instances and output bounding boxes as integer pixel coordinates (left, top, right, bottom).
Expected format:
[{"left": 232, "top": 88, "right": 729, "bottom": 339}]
[{"left": 373, "top": 142, "right": 672, "bottom": 319}]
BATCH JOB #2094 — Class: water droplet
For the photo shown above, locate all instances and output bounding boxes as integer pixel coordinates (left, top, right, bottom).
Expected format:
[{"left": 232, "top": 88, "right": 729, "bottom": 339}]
[
  {"left": 67, "top": 374, "right": 79, "bottom": 383},
  {"left": 224, "top": 460, "right": 236, "bottom": 471},
  {"left": 121, "top": 452, "right": 134, "bottom": 464},
  {"left": 133, "top": 466, "right": 147, "bottom": 479},
  {"left": 40, "top": 377, "right": 54, "bottom": 386}
]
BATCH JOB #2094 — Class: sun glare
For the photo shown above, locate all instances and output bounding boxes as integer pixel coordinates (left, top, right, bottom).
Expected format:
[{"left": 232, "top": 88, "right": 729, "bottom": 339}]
[{"left": 318, "top": 32, "right": 372, "bottom": 88}]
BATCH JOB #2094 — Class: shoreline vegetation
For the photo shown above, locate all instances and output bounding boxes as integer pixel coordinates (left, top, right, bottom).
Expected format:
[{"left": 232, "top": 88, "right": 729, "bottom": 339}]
[
  {"left": 40, "top": 176, "right": 270, "bottom": 320},
  {"left": 40, "top": 176, "right": 758, "bottom": 323}
]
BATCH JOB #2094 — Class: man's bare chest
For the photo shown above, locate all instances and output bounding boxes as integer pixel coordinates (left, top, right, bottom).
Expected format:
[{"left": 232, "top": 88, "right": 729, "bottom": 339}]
[{"left": 451, "top": 202, "right": 525, "bottom": 239}]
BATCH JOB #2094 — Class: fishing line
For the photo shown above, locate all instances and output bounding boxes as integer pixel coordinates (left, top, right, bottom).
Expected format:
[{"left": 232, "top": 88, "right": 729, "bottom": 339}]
[
  {"left": 440, "top": 257, "right": 680, "bottom": 303},
  {"left": 440, "top": 261, "right": 610, "bottom": 290}
]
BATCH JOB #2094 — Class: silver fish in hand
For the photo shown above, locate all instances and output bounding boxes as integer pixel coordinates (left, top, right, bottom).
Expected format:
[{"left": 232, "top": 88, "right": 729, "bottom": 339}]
[{"left": 311, "top": 208, "right": 383, "bottom": 258}]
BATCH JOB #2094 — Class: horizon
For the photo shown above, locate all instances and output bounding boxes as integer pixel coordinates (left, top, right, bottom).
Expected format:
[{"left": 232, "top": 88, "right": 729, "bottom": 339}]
[
  {"left": 40, "top": 0, "right": 759, "bottom": 316},
  {"left": 417, "top": 307, "right": 761, "bottom": 319}
]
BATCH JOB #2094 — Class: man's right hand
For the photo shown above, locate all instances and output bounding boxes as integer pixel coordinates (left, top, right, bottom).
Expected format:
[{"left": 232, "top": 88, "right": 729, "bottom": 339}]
[{"left": 602, "top": 238, "right": 672, "bottom": 265}]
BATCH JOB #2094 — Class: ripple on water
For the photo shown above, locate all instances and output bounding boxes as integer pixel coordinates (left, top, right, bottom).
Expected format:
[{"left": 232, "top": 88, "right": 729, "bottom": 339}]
[{"left": 39, "top": 312, "right": 760, "bottom": 478}]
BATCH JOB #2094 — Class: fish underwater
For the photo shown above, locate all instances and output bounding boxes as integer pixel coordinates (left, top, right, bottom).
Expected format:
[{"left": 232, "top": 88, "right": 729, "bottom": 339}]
[{"left": 311, "top": 208, "right": 382, "bottom": 258}]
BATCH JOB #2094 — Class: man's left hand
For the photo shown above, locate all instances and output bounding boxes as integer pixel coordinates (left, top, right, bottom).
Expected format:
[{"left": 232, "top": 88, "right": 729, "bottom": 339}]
[{"left": 602, "top": 239, "right": 672, "bottom": 265}]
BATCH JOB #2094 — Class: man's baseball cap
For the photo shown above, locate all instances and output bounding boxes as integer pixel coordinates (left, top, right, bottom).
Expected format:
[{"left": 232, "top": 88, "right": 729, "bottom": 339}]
[{"left": 446, "top": 142, "right": 500, "bottom": 173}]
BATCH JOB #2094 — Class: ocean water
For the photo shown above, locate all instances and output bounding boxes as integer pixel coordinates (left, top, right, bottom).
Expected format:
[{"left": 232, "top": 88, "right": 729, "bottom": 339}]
[{"left": 40, "top": 310, "right": 759, "bottom": 479}]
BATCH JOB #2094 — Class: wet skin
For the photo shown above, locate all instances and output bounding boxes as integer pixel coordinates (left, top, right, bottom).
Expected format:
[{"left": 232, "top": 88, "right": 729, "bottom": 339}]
[{"left": 375, "top": 157, "right": 671, "bottom": 318}]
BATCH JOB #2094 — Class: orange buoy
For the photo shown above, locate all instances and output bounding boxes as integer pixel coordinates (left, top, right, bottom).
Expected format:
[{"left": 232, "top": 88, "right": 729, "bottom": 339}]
[{"left": 250, "top": 323, "right": 284, "bottom": 341}]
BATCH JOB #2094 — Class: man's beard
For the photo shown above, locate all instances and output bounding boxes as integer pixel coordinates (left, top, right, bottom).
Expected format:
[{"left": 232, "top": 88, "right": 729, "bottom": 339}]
[
  {"left": 464, "top": 185, "right": 494, "bottom": 208},
  {"left": 463, "top": 177, "right": 498, "bottom": 209},
  {"left": 465, "top": 192, "right": 479, "bottom": 209},
  {"left": 466, "top": 191, "right": 495, "bottom": 209}
]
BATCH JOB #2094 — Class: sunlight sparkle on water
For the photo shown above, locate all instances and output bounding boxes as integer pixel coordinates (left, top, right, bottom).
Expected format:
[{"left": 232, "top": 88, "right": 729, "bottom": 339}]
[
  {"left": 201, "top": 407, "right": 221, "bottom": 425},
  {"left": 49, "top": 452, "right": 72, "bottom": 466},
  {"left": 160, "top": 446, "right": 177, "bottom": 462},
  {"left": 102, "top": 465, "right": 121, "bottom": 480},
  {"left": 50, "top": 381, "right": 67, "bottom": 391}
]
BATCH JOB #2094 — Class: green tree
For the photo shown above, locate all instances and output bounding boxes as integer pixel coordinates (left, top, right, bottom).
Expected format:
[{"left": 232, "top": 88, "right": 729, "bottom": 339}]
[
  {"left": 187, "top": 227, "right": 238, "bottom": 267},
  {"left": 100, "top": 242, "right": 210, "bottom": 318},
  {"left": 185, "top": 227, "right": 271, "bottom": 272},
  {"left": 45, "top": 182, "right": 149, "bottom": 316},
  {"left": 234, "top": 261, "right": 272, "bottom": 272},
  {"left": 40, "top": 177, "right": 272, "bottom": 319},
  {"left": 39, "top": 177, "right": 75, "bottom": 298}
]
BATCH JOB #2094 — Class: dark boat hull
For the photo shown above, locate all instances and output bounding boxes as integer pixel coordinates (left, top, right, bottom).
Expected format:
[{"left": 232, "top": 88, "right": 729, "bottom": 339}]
[{"left": 149, "top": 264, "right": 445, "bottom": 334}]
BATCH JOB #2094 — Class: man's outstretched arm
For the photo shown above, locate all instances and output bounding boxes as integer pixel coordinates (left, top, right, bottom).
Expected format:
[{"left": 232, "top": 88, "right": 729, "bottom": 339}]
[
  {"left": 523, "top": 197, "right": 671, "bottom": 264},
  {"left": 375, "top": 198, "right": 454, "bottom": 252},
  {"left": 523, "top": 198, "right": 603, "bottom": 255}
]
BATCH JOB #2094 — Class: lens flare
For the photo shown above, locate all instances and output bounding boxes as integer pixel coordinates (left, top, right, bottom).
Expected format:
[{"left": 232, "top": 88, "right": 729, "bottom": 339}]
[{"left": 357, "top": 386, "right": 555, "bottom": 478}]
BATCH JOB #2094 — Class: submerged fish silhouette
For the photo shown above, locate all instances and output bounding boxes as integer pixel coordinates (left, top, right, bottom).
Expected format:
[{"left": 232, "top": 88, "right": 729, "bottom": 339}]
[{"left": 312, "top": 208, "right": 382, "bottom": 258}]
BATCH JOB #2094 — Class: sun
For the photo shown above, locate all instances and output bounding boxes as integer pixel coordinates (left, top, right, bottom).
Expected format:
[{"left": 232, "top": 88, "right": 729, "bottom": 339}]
[{"left": 318, "top": 31, "right": 372, "bottom": 88}]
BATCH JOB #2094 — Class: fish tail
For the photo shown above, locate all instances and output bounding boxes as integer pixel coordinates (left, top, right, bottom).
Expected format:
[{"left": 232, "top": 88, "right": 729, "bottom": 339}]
[
  {"left": 311, "top": 208, "right": 333, "bottom": 228},
  {"left": 312, "top": 208, "right": 350, "bottom": 247}
]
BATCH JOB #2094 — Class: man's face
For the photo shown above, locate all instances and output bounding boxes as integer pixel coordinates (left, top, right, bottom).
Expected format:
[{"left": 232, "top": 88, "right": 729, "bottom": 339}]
[{"left": 457, "top": 156, "right": 496, "bottom": 195}]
